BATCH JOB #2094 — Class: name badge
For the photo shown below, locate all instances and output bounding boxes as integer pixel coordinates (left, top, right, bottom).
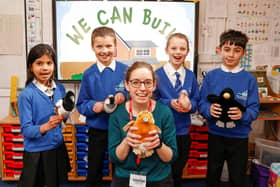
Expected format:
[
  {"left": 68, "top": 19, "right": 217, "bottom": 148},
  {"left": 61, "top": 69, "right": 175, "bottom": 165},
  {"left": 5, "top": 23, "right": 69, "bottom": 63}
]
[{"left": 129, "top": 172, "right": 146, "bottom": 187}]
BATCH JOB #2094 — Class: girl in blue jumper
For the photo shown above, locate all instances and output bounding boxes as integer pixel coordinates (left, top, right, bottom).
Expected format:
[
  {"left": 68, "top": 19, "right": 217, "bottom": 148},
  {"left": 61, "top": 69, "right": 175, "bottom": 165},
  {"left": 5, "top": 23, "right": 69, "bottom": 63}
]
[
  {"left": 18, "top": 44, "right": 70, "bottom": 187},
  {"left": 76, "top": 26, "right": 128, "bottom": 187},
  {"left": 199, "top": 29, "right": 259, "bottom": 187},
  {"left": 154, "top": 33, "right": 200, "bottom": 187}
]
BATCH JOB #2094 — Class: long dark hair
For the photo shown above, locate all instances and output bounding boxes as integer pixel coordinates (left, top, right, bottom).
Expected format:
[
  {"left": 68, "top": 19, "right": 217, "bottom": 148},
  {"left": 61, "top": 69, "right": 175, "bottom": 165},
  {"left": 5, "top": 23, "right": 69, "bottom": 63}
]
[{"left": 25, "top": 43, "right": 57, "bottom": 87}]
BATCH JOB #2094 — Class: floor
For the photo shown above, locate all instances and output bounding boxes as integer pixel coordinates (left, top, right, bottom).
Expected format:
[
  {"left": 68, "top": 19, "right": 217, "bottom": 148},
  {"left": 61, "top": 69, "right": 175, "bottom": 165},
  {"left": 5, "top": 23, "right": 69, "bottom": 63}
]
[{"left": 0, "top": 177, "right": 254, "bottom": 187}]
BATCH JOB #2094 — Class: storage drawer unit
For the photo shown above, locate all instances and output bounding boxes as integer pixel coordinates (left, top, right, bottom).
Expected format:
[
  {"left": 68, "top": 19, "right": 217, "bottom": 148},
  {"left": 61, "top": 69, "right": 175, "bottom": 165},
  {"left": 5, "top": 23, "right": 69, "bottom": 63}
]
[{"left": 0, "top": 119, "right": 23, "bottom": 181}]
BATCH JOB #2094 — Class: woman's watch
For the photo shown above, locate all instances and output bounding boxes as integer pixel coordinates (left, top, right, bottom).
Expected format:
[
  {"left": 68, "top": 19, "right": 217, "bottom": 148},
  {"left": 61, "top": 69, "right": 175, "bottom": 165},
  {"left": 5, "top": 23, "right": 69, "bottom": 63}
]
[{"left": 155, "top": 138, "right": 163, "bottom": 150}]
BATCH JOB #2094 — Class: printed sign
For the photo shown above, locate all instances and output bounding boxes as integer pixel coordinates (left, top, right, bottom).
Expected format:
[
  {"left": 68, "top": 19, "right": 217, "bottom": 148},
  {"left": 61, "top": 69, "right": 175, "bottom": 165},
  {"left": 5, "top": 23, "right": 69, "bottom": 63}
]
[{"left": 55, "top": 1, "right": 197, "bottom": 80}]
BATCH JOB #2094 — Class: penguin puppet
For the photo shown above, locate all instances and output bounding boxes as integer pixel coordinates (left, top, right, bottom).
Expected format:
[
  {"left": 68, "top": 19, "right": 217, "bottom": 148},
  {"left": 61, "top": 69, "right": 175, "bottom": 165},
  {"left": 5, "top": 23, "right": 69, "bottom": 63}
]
[
  {"left": 55, "top": 90, "right": 76, "bottom": 127},
  {"left": 207, "top": 88, "right": 246, "bottom": 128},
  {"left": 103, "top": 95, "right": 117, "bottom": 113}
]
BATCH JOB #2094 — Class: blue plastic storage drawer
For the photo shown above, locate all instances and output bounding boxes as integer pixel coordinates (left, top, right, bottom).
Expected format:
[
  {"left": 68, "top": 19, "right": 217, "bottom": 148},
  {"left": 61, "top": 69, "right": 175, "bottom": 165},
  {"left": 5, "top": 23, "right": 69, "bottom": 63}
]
[
  {"left": 75, "top": 125, "right": 88, "bottom": 133},
  {"left": 77, "top": 168, "right": 87, "bottom": 176},
  {"left": 77, "top": 151, "right": 88, "bottom": 160},
  {"left": 76, "top": 134, "right": 88, "bottom": 142},
  {"left": 77, "top": 160, "right": 88, "bottom": 169},
  {"left": 76, "top": 142, "right": 88, "bottom": 151}
]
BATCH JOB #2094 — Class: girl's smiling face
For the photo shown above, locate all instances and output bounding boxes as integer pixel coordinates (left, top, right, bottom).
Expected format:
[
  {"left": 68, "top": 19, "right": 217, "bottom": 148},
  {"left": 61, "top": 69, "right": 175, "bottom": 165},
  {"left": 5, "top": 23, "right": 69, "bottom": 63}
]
[{"left": 166, "top": 36, "right": 189, "bottom": 70}]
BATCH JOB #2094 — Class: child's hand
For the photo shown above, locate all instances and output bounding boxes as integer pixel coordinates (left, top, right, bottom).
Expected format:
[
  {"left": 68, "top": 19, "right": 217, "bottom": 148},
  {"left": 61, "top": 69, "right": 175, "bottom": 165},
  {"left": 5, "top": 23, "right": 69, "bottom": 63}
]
[
  {"left": 228, "top": 107, "right": 242, "bottom": 120},
  {"left": 93, "top": 102, "right": 104, "bottom": 113},
  {"left": 47, "top": 115, "right": 64, "bottom": 130},
  {"left": 114, "top": 93, "right": 125, "bottom": 105},
  {"left": 210, "top": 103, "right": 222, "bottom": 118},
  {"left": 177, "top": 93, "right": 192, "bottom": 112},
  {"left": 40, "top": 115, "right": 64, "bottom": 134},
  {"left": 54, "top": 107, "right": 58, "bottom": 114},
  {"left": 53, "top": 106, "right": 69, "bottom": 117},
  {"left": 171, "top": 99, "right": 190, "bottom": 113},
  {"left": 171, "top": 99, "right": 184, "bottom": 112},
  {"left": 171, "top": 99, "right": 180, "bottom": 111}
]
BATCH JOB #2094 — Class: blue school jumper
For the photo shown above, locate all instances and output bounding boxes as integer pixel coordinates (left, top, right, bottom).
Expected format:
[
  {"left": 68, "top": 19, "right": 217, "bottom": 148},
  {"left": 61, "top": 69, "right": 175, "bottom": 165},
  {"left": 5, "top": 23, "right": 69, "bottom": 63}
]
[
  {"left": 199, "top": 68, "right": 259, "bottom": 138},
  {"left": 18, "top": 82, "right": 66, "bottom": 152},
  {"left": 76, "top": 61, "right": 128, "bottom": 130},
  {"left": 154, "top": 67, "right": 200, "bottom": 135}
]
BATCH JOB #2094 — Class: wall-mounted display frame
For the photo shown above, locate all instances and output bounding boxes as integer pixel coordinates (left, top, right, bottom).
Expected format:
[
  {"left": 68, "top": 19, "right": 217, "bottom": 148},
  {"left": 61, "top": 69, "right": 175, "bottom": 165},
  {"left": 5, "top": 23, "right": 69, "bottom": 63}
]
[{"left": 53, "top": 0, "right": 199, "bottom": 81}]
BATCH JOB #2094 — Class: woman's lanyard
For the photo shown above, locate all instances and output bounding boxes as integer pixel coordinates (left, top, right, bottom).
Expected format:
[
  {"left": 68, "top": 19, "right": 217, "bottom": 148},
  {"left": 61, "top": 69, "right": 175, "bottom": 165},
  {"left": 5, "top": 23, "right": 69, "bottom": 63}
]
[{"left": 128, "top": 100, "right": 153, "bottom": 168}]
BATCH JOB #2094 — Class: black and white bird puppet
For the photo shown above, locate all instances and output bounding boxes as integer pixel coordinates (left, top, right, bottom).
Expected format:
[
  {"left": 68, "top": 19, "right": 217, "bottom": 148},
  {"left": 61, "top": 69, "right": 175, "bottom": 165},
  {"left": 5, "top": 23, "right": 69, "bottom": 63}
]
[
  {"left": 103, "top": 95, "right": 117, "bottom": 113},
  {"left": 55, "top": 90, "right": 75, "bottom": 127},
  {"left": 207, "top": 88, "right": 246, "bottom": 128}
]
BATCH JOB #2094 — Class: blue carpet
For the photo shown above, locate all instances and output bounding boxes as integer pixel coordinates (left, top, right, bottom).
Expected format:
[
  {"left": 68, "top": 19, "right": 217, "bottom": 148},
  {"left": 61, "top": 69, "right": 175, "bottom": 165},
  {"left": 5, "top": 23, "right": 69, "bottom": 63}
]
[{"left": 0, "top": 178, "right": 253, "bottom": 187}]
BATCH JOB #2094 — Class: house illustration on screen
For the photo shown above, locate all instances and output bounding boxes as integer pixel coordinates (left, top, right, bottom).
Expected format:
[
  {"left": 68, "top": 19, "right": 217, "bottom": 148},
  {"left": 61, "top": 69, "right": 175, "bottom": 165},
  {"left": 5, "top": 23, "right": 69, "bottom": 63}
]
[
  {"left": 60, "top": 32, "right": 164, "bottom": 80},
  {"left": 115, "top": 33, "right": 159, "bottom": 66}
]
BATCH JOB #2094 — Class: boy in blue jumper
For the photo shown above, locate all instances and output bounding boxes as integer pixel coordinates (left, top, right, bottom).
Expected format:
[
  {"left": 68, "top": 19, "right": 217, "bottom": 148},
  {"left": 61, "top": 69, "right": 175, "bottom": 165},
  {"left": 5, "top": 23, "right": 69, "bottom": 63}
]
[
  {"left": 154, "top": 33, "right": 200, "bottom": 187},
  {"left": 199, "top": 29, "right": 259, "bottom": 187},
  {"left": 76, "top": 26, "right": 128, "bottom": 187}
]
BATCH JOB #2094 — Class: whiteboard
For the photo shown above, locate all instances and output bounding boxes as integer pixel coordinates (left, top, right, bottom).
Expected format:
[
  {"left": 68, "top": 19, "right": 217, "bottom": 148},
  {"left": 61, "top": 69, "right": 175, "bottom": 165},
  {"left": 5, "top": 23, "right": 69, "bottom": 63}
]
[{"left": 54, "top": 1, "right": 198, "bottom": 80}]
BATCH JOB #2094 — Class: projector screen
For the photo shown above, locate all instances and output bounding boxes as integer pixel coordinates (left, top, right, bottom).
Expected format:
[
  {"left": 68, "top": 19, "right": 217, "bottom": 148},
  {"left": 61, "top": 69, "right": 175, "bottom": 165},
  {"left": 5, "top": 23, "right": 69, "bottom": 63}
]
[{"left": 54, "top": 0, "right": 198, "bottom": 81}]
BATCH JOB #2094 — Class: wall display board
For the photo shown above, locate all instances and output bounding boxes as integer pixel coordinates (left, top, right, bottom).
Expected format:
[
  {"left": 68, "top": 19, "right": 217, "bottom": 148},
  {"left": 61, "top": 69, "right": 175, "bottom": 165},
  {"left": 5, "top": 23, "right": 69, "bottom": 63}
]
[
  {"left": 197, "top": 0, "right": 280, "bottom": 86},
  {"left": 227, "top": 0, "right": 280, "bottom": 71},
  {"left": 54, "top": 0, "right": 199, "bottom": 81}
]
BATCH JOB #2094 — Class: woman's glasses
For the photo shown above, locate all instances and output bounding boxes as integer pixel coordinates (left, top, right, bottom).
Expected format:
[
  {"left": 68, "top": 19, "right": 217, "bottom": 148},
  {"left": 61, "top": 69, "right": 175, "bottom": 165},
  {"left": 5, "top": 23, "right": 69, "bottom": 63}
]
[{"left": 129, "top": 79, "right": 154, "bottom": 88}]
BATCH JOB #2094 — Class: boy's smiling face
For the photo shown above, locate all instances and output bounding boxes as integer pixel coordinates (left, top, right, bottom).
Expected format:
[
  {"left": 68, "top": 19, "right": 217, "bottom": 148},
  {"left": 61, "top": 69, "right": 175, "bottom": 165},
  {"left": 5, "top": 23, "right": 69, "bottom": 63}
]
[
  {"left": 92, "top": 35, "right": 116, "bottom": 66},
  {"left": 217, "top": 41, "right": 246, "bottom": 70}
]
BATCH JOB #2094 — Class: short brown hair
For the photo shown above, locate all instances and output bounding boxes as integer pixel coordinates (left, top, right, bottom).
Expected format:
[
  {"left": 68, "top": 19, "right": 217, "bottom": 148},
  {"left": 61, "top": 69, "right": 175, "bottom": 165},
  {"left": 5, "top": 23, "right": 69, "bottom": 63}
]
[
  {"left": 219, "top": 29, "right": 248, "bottom": 49},
  {"left": 166, "top": 33, "right": 189, "bottom": 51},
  {"left": 91, "top": 26, "right": 116, "bottom": 47}
]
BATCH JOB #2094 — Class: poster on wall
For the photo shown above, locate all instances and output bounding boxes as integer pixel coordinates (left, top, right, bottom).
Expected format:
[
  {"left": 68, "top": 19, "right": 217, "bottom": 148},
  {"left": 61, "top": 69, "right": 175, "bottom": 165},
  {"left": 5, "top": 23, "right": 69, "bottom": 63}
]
[
  {"left": 25, "top": 0, "right": 42, "bottom": 53},
  {"left": 54, "top": 0, "right": 198, "bottom": 81}
]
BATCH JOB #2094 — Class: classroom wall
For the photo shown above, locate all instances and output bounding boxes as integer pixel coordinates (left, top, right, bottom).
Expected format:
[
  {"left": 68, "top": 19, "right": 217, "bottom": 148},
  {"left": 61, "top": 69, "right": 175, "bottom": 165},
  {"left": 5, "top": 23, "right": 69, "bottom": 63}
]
[
  {"left": 0, "top": 0, "right": 26, "bottom": 118},
  {"left": 197, "top": 0, "right": 280, "bottom": 86},
  {"left": 0, "top": 0, "right": 279, "bottom": 119},
  {"left": 0, "top": 0, "right": 52, "bottom": 119}
]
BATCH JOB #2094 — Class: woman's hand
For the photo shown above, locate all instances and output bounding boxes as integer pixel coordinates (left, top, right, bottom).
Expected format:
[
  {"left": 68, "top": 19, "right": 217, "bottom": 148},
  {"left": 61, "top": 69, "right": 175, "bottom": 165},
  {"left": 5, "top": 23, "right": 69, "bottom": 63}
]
[
  {"left": 143, "top": 130, "right": 161, "bottom": 150},
  {"left": 116, "top": 125, "right": 141, "bottom": 161},
  {"left": 144, "top": 130, "right": 173, "bottom": 162},
  {"left": 125, "top": 126, "right": 141, "bottom": 148}
]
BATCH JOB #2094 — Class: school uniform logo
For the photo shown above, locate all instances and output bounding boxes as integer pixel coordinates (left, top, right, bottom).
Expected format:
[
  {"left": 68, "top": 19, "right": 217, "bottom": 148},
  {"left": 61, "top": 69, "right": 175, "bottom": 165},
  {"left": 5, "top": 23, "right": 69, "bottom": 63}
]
[
  {"left": 236, "top": 90, "right": 248, "bottom": 101},
  {"left": 115, "top": 81, "right": 125, "bottom": 92}
]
